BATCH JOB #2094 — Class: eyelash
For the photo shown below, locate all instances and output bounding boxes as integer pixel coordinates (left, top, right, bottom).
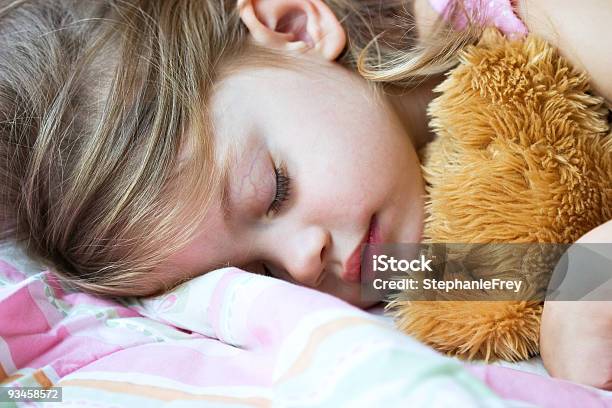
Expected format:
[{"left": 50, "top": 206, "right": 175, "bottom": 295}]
[
  {"left": 267, "top": 162, "right": 291, "bottom": 216},
  {"left": 262, "top": 263, "right": 273, "bottom": 277}
]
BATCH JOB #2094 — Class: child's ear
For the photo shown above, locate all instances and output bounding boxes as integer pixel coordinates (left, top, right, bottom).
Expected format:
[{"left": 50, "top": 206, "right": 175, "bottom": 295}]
[{"left": 238, "top": 0, "right": 346, "bottom": 61}]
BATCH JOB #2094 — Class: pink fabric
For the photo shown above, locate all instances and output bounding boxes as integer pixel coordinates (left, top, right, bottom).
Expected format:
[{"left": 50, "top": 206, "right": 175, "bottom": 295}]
[
  {"left": 429, "top": 0, "right": 528, "bottom": 38},
  {"left": 467, "top": 365, "right": 612, "bottom": 408},
  {"left": 2, "top": 263, "right": 612, "bottom": 406}
]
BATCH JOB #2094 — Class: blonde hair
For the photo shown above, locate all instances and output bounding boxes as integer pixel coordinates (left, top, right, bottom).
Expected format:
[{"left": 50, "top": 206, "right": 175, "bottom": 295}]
[
  {"left": 332, "top": 0, "right": 483, "bottom": 83},
  {"left": 0, "top": 0, "right": 480, "bottom": 297}
]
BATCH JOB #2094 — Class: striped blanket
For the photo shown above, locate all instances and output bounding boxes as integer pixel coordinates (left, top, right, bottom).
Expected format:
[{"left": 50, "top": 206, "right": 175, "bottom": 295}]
[{"left": 1, "top": 244, "right": 610, "bottom": 407}]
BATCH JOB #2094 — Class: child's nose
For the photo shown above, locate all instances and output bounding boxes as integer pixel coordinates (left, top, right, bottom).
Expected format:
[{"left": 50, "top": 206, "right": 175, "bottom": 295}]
[{"left": 281, "top": 225, "right": 330, "bottom": 288}]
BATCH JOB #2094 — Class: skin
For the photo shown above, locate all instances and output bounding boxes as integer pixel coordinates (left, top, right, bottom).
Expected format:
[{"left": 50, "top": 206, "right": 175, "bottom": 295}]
[
  {"left": 156, "top": 0, "right": 426, "bottom": 309},
  {"left": 540, "top": 221, "right": 612, "bottom": 390}
]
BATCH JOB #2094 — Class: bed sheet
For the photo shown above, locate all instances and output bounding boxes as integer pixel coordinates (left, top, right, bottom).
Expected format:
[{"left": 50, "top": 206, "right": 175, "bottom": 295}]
[{"left": 1, "top": 243, "right": 611, "bottom": 407}]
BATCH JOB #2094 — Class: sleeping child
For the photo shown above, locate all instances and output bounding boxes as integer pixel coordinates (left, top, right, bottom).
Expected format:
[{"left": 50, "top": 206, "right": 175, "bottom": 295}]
[{"left": 0, "top": 0, "right": 610, "bottom": 390}]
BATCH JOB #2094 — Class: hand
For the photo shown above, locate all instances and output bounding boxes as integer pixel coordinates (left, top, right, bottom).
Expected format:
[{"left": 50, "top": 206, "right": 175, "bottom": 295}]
[
  {"left": 540, "top": 300, "right": 612, "bottom": 390},
  {"left": 540, "top": 220, "right": 612, "bottom": 390}
]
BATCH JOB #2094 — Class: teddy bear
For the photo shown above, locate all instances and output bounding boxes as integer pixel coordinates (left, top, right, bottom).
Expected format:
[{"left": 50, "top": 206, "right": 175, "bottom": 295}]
[{"left": 386, "top": 28, "right": 612, "bottom": 362}]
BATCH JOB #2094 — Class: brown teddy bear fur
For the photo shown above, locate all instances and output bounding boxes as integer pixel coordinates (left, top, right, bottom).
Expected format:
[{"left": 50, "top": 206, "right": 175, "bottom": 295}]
[{"left": 387, "top": 29, "right": 612, "bottom": 362}]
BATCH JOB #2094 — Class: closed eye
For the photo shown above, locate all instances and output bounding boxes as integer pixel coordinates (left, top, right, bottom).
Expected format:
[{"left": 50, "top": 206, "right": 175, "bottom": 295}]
[{"left": 267, "top": 162, "right": 291, "bottom": 216}]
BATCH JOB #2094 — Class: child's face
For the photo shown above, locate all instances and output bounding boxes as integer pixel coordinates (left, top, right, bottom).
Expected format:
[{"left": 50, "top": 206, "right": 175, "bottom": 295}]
[{"left": 158, "top": 57, "right": 424, "bottom": 308}]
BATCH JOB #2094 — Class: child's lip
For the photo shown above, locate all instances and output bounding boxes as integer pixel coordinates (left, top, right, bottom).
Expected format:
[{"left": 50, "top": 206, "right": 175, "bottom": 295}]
[{"left": 342, "top": 214, "right": 382, "bottom": 283}]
